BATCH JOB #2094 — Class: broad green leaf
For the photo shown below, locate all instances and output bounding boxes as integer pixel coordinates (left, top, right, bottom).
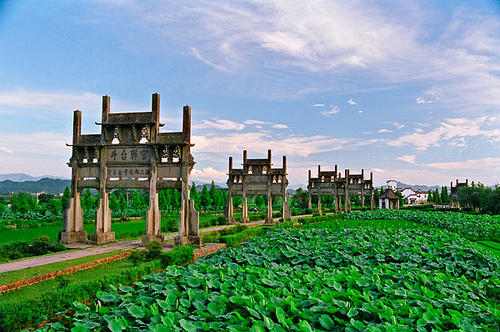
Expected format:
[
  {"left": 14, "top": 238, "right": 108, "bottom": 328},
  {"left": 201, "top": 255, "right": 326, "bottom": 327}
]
[
  {"left": 423, "top": 311, "right": 439, "bottom": 324},
  {"left": 275, "top": 306, "right": 287, "bottom": 326},
  {"left": 128, "top": 305, "right": 145, "bottom": 319},
  {"left": 108, "top": 317, "right": 125, "bottom": 332},
  {"left": 319, "top": 314, "right": 335, "bottom": 329}
]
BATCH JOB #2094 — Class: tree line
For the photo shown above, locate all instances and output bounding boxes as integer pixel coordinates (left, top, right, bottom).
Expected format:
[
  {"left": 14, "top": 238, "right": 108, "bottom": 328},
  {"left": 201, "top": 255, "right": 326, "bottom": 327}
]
[{"left": 456, "top": 184, "right": 500, "bottom": 214}]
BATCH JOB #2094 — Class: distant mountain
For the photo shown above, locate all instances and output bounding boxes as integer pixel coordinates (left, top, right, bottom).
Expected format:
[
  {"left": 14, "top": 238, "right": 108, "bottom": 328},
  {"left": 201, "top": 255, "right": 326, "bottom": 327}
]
[
  {"left": 0, "top": 173, "right": 66, "bottom": 182},
  {"left": 381, "top": 182, "right": 441, "bottom": 193},
  {"left": 0, "top": 178, "right": 70, "bottom": 194},
  {"left": 191, "top": 180, "right": 227, "bottom": 190}
]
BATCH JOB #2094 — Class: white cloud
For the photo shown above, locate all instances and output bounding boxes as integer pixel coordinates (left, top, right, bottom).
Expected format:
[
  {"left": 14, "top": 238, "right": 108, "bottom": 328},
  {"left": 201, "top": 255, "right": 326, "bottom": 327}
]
[
  {"left": 312, "top": 103, "right": 324, "bottom": 107},
  {"left": 392, "top": 122, "right": 405, "bottom": 130},
  {"left": 0, "top": 88, "right": 151, "bottom": 121},
  {"left": 242, "top": 119, "right": 288, "bottom": 129},
  {"left": 190, "top": 47, "right": 228, "bottom": 72},
  {"left": 196, "top": 119, "right": 245, "bottom": 131},
  {"left": 320, "top": 105, "right": 340, "bottom": 117},
  {"left": 377, "top": 129, "right": 392, "bottom": 133},
  {"left": 0, "top": 132, "right": 70, "bottom": 156},
  {"left": 348, "top": 98, "right": 357, "bottom": 105},
  {"left": 397, "top": 155, "right": 416, "bottom": 164},
  {"left": 243, "top": 119, "right": 272, "bottom": 125},
  {"left": 191, "top": 166, "right": 227, "bottom": 182},
  {"left": 425, "top": 157, "right": 500, "bottom": 171},
  {"left": 358, "top": 110, "right": 363, "bottom": 113},
  {"left": 95, "top": 1, "right": 500, "bottom": 110},
  {"left": 369, "top": 168, "right": 459, "bottom": 186},
  {"left": 416, "top": 97, "right": 432, "bottom": 104},
  {"left": 388, "top": 116, "right": 500, "bottom": 150},
  {"left": 0, "top": 89, "right": 100, "bottom": 115},
  {"left": 0, "top": 147, "right": 13, "bottom": 154},
  {"left": 192, "top": 131, "right": 378, "bottom": 158}
]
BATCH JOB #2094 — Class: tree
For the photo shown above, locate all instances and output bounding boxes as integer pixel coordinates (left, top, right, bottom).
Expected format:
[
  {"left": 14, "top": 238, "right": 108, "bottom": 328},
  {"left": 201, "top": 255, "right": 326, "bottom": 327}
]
[
  {"left": 209, "top": 181, "right": 220, "bottom": 210},
  {"left": 0, "top": 202, "right": 6, "bottom": 215},
  {"left": 233, "top": 195, "right": 242, "bottom": 209},
  {"left": 159, "top": 190, "right": 171, "bottom": 211},
  {"left": 172, "top": 190, "right": 181, "bottom": 210},
  {"left": 61, "top": 186, "right": 71, "bottom": 210},
  {"left": 190, "top": 183, "right": 200, "bottom": 210},
  {"left": 291, "top": 187, "right": 309, "bottom": 209},
  {"left": 109, "top": 192, "right": 119, "bottom": 211},
  {"left": 130, "top": 190, "right": 147, "bottom": 211},
  {"left": 11, "top": 192, "right": 37, "bottom": 215},
  {"left": 38, "top": 193, "right": 53, "bottom": 203},
  {"left": 432, "top": 189, "right": 441, "bottom": 204},
  {"left": 118, "top": 193, "right": 127, "bottom": 213},
  {"left": 255, "top": 195, "right": 266, "bottom": 208},
  {"left": 440, "top": 186, "right": 450, "bottom": 204},
  {"left": 200, "top": 185, "right": 212, "bottom": 211},
  {"left": 46, "top": 199, "right": 62, "bottom": 215},
  {"left": 81, "top": 189, "right": 93, "bottom": 212}
]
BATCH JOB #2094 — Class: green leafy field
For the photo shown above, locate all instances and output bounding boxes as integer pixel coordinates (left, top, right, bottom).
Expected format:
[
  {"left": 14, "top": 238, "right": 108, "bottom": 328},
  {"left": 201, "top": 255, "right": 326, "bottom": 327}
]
[
  {"left": 45, "top": 227, "right": 499, "bottom": 331},
  {"left": 346, "top": 210, "right": 500, "bottom": 241}
]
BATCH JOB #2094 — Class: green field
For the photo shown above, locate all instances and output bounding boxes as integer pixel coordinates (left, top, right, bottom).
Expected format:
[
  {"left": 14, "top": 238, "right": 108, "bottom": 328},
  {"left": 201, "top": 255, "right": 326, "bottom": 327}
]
[
  {"left": 2, "top": 212, "right": 500, "bottom": 330},
  {"left": 0, "top": 213, "right": 264, "bottom": 246},
  {"left": 49, "top": 226, "right": 499, "bottom": 331}
]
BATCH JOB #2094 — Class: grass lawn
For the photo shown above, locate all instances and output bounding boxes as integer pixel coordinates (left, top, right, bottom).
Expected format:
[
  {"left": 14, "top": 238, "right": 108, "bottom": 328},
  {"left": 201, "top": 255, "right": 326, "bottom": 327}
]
[
  {"left": 0, "top": 212, "right": 268, "bottom": 245},
  {"left": 0, "top": 250, "right": 123, "bottom": 285}
]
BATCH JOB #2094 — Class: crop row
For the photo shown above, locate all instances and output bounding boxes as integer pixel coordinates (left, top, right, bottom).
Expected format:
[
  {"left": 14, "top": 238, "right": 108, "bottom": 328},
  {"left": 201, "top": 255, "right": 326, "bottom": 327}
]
[
  {"left": 345, "top": 210, "right": 500, "bottom": 241},
  {"left": 43, "top": 228, "right": 499, "bottom": 331}
]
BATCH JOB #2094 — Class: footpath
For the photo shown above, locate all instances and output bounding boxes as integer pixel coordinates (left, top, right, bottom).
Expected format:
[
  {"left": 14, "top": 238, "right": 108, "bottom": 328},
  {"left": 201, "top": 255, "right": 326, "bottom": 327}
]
[{"left": 0, "top": 220, "right": 266, "bottom": 274}]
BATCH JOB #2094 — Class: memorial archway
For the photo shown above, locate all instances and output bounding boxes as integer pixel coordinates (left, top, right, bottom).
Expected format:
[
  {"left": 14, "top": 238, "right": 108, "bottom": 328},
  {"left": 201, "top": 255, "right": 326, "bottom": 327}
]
[{"left": 59, "top": 93, "right": 202, "bottom": 247}]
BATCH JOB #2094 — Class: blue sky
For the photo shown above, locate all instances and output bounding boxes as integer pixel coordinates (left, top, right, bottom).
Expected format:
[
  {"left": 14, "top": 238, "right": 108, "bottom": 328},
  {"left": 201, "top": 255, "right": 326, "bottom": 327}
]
[{"left": 0, "top": 0, "right": 499, "bottom": 186}]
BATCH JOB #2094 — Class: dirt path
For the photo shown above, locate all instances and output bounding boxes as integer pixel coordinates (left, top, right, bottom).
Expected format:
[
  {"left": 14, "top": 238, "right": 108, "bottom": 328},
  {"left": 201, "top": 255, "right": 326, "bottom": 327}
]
[{"left": 0, "top": 221, "right": 266, "bottom": 274}]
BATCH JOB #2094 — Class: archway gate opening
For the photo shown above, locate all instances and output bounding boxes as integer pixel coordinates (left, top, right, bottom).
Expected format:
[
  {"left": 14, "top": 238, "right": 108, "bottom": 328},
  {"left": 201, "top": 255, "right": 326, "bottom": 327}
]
[
  {"left": 225, "top": 150, "right": 291, "bottom": 224},
  {"left": 307, "top": 165, "right": 375, "bottom": 213},
  {"left": 58, "top": 93, "right": 202, "bottom": 247}
]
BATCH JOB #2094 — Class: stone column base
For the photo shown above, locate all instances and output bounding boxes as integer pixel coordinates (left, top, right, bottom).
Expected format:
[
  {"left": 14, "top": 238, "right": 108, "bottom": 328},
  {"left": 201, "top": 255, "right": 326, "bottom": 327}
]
[
  {"left": 174, "top": 235, "right": 203, "bottom": 248},
  {"left": 58, "top": 231, "right": 88, "bottom": 244},
  {"left": 90, "top": 232, "right": 116, "bottom": 244},
  {"left": 240, "top": 217, "right": 250, "bottom": 223},
  {"left": 141, "top": 234, "right": 166, "bottom": 245}
]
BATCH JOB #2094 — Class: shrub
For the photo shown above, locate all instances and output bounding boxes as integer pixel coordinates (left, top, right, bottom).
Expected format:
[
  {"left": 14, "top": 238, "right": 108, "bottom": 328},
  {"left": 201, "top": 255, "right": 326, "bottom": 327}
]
[
  {"left": 7, "top": 250, "right": 22, "bottom": 260},
  {"left": 221, "top": 227, "right": 264, "bottom": 247},
  {"left": 144, "top": 241, "right": 163, "bottom": 260},
  {"left": 29, "top": 236, "right": 52, "bottom": 256},
  {"left": 217, "top": 216, "right": 228, "bottom": 225},
  {"left": 159, "top": 245, "right": 194, "bottom": 267},
  {"left": 50, "top": 242, "right": 66, "bottom": 252},
  {"left": 55, "top": 275, "right": 70, "bottom": 288},
  {"left": 128, "top": 249, "right": 145, "bottom": 266}
]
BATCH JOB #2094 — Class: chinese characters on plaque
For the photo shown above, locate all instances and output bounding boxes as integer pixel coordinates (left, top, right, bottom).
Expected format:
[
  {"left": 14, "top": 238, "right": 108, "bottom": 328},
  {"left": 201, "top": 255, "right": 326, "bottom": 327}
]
[
  {"left": 107, "top": 167, "right": 150, "bottom": 177},
  {"left": 107, "top": 147, "right": 150, "bottom": 163}
]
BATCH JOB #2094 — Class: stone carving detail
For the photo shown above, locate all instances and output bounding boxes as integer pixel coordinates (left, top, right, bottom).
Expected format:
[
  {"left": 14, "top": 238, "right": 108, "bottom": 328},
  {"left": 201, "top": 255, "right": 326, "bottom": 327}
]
[{"left": 59, "top": 93, "right": 201, "bottom": 248}]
